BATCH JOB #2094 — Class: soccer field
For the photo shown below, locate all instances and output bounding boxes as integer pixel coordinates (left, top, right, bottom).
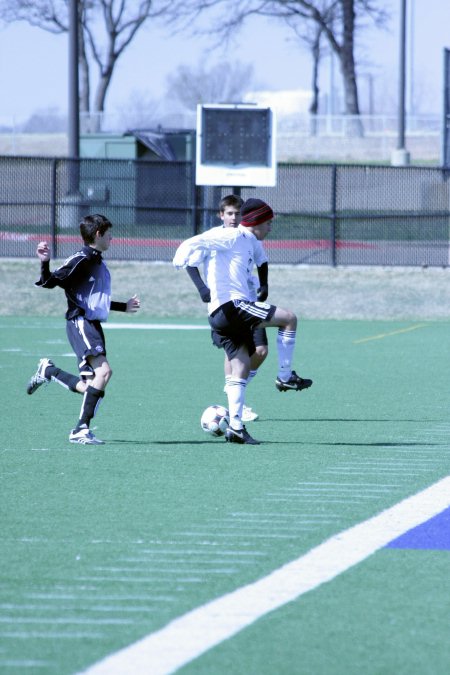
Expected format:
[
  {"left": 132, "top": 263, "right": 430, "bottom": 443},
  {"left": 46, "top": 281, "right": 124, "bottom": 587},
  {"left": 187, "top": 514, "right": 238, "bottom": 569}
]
[{"left": 2, "top": 314, "right": 450, "bottom": 674}]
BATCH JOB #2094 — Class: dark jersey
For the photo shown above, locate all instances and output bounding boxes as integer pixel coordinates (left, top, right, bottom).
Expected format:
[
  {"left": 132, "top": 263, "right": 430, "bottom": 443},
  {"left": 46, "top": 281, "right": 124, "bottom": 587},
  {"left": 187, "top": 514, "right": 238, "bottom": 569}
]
[{"left": 36, "top": 245, "right": 126, "bottom": 321}]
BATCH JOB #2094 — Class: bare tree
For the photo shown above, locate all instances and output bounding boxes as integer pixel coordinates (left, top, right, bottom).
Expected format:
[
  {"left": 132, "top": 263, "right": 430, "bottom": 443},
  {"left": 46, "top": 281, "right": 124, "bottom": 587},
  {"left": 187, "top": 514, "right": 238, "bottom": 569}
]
[
  {"left": 173, "top": 0, "right": 389, "bottom": 121},
  {"left": 22, "top": 107, "right": 67, "bottom": 132},
  {"left": 166, "top": 60, "right": 256, "bottom": 111},
  {"left": 0, "top": 0, "right": 172, "bottom": 114},
  {"left": 286, "top": 17, "right": 328, "bottom": 134}
]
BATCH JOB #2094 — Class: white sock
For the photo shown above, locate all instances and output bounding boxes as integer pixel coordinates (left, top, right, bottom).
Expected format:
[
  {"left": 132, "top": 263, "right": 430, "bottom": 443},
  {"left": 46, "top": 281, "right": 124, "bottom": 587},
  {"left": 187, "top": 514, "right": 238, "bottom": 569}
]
[
  {"left": 227, "top": 377, "right": 247, "bottom": 430},
  {"left": 277, "top": 329, "right": 296, "bottom": 381},
  {"left": 246, "top": 369, "right": 257, "bottom": 385},
  {"left": 224, "top": 374, "right": 232, "bottom": 395}
]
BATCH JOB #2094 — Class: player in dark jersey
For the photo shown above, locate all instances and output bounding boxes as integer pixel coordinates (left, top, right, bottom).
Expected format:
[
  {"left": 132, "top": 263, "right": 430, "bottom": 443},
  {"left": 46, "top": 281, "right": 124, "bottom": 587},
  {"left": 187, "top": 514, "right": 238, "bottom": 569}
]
[{"left": 26, "top": 213, "right": 140, "bottom": 445}]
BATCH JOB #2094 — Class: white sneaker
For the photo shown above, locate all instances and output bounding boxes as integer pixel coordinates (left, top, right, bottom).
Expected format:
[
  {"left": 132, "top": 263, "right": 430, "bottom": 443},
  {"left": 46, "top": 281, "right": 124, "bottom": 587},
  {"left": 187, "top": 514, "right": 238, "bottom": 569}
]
[
  {"left": 242, "top": 405, "right": 259, "bottom": 422},
  {"left": 26, "top": 358, "right": 54, "bottom": 395},
  {"left": 69, "top": 428, "right": 105, "bottom": 445}
]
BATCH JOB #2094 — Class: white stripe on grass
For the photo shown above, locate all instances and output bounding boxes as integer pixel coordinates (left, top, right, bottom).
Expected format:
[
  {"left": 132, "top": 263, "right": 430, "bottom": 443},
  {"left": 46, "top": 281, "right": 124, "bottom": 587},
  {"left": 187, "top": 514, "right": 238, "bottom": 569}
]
[
  {"left": 0, "top": 603, "right": 157, "bottom": 614},
  {"left": 0, "top": 617, "right": 133, "bottom": 625},
  {"left": 105, "top": 323, "right": 209, "bottom": 330},
  {"left": 91, "top": 566, "right": 240, "bottom": 575},
  {"left": 26, "top": 593, "right": 175, "bottom": 602},
  {"left": 324, "top": 469, "right": 423, "bottom": 476},
  {"left": 76, "top": 576, "right": 204, "bottom": 585},
  {"left": 80, "top": 475, "right": 450, "bottom": 675},
  {"left": 0, "top": 631, "right": 105, "bottom": 640},
  {"left": 295, "top": 481, "right": 401, "bottom": 487},
  {"left": 0, "top": 659, "right": 50, "bottom": 668}
]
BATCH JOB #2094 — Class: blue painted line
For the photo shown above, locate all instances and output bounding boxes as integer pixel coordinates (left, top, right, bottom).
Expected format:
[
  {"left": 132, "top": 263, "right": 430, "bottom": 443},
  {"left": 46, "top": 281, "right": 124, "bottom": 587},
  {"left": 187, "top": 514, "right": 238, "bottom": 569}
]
[{"left": 387, "top": 506, "right": 450, "bottom": 550}]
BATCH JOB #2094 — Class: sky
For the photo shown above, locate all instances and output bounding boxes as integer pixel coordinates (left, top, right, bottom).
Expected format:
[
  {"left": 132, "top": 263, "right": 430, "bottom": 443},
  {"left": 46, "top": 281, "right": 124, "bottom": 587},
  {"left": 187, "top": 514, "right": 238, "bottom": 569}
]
[{"left": 0, "top": 0, "right": 448, "bottom": 122}]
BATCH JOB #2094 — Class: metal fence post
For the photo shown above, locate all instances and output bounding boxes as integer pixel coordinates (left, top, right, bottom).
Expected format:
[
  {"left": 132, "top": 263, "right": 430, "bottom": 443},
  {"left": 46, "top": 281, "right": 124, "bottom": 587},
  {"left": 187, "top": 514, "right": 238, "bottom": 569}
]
[
  {"left": 2, "top": 157, "right": 450, "bottom": 266},
  {"left": 331, "top": 164, "right": 337, "bottom": 266},
  {"left": 189, "top": 158, "right": 199, "bottom": 235},
  {"left": 51, "top": 158, "right": 57, "bottom": 258}
]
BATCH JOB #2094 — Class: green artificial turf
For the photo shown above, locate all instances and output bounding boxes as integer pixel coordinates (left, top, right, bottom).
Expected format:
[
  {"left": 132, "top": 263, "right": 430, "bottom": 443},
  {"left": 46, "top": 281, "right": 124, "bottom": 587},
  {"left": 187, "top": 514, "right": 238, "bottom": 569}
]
[{"left": 1, "top": 316, "right": 450, "bottom": 674}]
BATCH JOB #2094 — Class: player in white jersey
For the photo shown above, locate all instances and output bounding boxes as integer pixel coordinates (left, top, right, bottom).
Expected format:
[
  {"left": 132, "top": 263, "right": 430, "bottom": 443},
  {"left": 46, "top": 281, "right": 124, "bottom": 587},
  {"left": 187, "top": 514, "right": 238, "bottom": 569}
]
[
  {"left": 173, "top": 198, "right": 313, "bottom": 445},
  {"left": 186, "top": 194, "right": 268, "bottom": 422}
]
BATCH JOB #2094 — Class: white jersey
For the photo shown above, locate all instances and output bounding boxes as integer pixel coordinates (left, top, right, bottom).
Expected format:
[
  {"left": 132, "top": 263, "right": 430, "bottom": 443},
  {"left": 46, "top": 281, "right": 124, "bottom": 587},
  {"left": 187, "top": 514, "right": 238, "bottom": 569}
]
[
  {"left": 173, "top": 224, "right": 268, "bottom": 313},
  {"left": 197, "top": 224, "right": 263, "bottom": 302}
]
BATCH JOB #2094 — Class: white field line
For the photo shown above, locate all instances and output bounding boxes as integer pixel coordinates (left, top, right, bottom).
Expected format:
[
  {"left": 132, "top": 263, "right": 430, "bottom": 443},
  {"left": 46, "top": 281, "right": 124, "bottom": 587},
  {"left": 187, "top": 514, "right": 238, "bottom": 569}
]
[
  {"left": 296, "top": 482, "right": 400, "bottom": 487},
  {"left": 80, "top": 475, "right": 450, "bottom": 675},
  {"left": 174, "top": 531, "right": 313, "bottom": 539},
  {"left": 260, "top": 497, "right": 385, "bottom": 504},
  {"left": 91, "top": 567, "right": 239, "bottom": 575},
  {"left": 180, "top": 521, "right": 318, "bottom": 529},
  {"left": 135, "top": 549, "right": 267, "bottom": 557},
  {"left": 0, "top": 631, "right": 105, "bottom": 640},
  {"left": 105, "top": 323, "right": 209, "bottom": 330},
  {"left": 0, "top": 617, "right": 132, "bottom": 625},
  {"left": 323, "top": 469, "right": 422, "bottom": 476},
  {"left": 0, "top": 660, "right": 50, "bottom": 668},
  {"left": 24, "top": 589, "right": 174, "bottom": 607},
  {"left": 0, "top": 603, "right": 156, "bottom": 614},
  {"left": 119, "top": 558, "right": 256, "bottom": 567},
  {"left": 76, "top": 577, "right": 203, "bottom": 585}
]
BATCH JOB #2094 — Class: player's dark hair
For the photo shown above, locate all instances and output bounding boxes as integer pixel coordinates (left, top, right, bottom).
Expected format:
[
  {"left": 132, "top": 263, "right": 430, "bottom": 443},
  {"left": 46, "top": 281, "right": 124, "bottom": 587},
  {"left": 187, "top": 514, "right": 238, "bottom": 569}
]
[
  {"left": 219, "top": 194, "right": 244, "bottom": 213},
  {"left": 80, "top": 214, "right": 112, "bottom": 244}
]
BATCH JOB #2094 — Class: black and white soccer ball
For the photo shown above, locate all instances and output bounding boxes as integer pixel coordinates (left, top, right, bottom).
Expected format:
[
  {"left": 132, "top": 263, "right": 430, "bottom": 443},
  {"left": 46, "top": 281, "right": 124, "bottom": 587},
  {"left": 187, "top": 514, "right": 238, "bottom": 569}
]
[{"left": 200, "top": 404, "right": 230, "bottom": 437}]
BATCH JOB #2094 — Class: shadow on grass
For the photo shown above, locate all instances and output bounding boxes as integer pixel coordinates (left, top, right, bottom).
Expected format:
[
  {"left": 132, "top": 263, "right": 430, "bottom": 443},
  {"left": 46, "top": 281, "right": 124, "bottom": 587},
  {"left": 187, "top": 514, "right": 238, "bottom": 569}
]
[
  {"left": 306, "top": 441, "right": 447, "bottom": 447},
  {"left": 103, "top": 438, "right": 447, "bottom": 448},
  {"left": 263, "top": 417, "right": 445, "bottom": 423},
  {"left": 106, "top": 439, "right": 225, "bottom": 445}
]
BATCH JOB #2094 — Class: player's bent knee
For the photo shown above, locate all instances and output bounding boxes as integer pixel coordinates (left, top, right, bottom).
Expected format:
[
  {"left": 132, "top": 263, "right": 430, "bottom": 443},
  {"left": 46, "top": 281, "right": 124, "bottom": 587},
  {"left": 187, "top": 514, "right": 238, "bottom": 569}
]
[
  {"left": 255, "top": 345, "right": 269, "bottom": 361},
  {"left": 93, "top": 363, "right": 112, "bottom": 389},
  {"left": 103, "top": 366, "right": 113, "bottom": 385},
  {"left": 76, "top": 380, "right": 88, "bottom": 394},
  {"left": 283, "top": 310, "right": 297, "bottom": 330}
]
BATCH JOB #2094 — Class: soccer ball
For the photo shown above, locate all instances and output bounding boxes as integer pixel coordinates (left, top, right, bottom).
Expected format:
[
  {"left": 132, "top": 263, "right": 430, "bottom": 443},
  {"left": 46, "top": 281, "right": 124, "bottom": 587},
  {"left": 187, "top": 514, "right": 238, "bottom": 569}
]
[{"left": 200, "top": 404, "right": 230, "bottom": 437}]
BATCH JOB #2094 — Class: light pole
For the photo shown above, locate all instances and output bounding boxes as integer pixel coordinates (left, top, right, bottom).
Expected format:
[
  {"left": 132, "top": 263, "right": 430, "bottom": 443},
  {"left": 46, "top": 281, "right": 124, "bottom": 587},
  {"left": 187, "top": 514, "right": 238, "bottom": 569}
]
[
  {"left": 391, "top": 0, "right": 411, "bottom": 165},
  {"left": 408, "top": 0, "right": 415, "bottom": 116},
  {"left": 68, "top": 0, "right": 80, "bottom": 162}
]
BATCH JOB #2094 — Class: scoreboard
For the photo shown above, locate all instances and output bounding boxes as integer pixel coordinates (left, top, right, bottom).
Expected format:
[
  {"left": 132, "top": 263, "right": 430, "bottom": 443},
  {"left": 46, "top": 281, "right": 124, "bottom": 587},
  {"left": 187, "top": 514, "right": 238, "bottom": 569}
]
[{"left": 196, "top": 103, "right": 276, "bottom": 187}]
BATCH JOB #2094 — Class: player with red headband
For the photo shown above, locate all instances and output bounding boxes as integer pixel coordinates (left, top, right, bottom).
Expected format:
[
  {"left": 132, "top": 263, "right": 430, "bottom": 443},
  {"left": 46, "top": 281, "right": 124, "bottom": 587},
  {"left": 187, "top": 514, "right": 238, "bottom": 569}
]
[{"left": 173, "top": 198, "right": 312, "bottom": 445}]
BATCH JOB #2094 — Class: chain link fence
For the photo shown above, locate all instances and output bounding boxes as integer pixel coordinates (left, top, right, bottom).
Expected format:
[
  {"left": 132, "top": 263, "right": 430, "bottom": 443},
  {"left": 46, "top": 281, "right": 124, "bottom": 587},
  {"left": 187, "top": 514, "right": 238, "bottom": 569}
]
[{"left": 1, "top": 156, "right": 449, "bottom": 266}]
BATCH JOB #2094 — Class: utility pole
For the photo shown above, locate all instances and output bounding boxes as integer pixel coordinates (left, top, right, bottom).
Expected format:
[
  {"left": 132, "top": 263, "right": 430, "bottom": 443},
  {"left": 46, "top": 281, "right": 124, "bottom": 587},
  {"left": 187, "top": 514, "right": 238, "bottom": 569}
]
[
  {"left": 391, "top": 0, "right": 411, "bottom": 165},
  {"left": 408, "top": 0, "right": 415, "bottom": 115},
  {"left": 68, "top": 0, "right": 80, "bottom": 162}
]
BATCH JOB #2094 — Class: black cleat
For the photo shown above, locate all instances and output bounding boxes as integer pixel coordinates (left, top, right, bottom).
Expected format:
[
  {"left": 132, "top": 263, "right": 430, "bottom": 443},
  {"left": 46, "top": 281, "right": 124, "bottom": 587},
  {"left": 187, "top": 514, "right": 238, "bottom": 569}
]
[
  {"left": 225, "top": 425, "right": 261, "bottom": 445},
  {"left": 275, "top": 370, "right": 313, "bottom": 393}
]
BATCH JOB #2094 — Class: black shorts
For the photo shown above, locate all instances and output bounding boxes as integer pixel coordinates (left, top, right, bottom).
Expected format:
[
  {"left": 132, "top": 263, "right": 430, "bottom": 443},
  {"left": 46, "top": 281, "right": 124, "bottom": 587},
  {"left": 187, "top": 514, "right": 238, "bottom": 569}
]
[
  {"left": 253, "top": 325, "right": 268, "bottom": 348},
  {"left": 208, "top": 300, "right": 275, "bottom": 360},
  {"left": 66, "top": 316, "right": 106, "bottom": 378}
]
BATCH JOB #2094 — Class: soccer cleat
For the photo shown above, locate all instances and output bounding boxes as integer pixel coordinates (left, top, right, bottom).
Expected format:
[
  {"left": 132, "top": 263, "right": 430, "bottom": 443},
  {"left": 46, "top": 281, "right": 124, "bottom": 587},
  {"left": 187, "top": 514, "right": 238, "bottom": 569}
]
[
  {"left": 26, "top": 358, "right": 54, "bottom": 395},
  {"left": 225, "top": 425, "right": 260, "bottom": 445},
  {"left": 242, "top": 405, "right": 259, "bottom": 422},
  {"left": 69, "top": 428, "right": 105, "bottom": 445},
  {"left": 275, "top": 370, "right": 313, "bottom": 393}
]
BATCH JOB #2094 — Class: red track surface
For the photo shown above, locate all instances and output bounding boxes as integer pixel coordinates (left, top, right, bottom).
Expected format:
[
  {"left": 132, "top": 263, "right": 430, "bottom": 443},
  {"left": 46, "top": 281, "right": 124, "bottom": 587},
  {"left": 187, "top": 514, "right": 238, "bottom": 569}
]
[{"left": 0, "top": 231, "right": 375, "bottom": 250}]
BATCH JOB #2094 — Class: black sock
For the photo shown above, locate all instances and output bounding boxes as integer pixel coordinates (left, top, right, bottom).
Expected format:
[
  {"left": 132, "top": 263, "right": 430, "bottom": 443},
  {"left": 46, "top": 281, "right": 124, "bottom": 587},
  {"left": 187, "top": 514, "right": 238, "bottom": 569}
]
[
  {"left": 75, "top": 386, "right": 105, "bottom": 430},
  {"left": 46, "top": 364, "right": 80, "bottom": 392}
]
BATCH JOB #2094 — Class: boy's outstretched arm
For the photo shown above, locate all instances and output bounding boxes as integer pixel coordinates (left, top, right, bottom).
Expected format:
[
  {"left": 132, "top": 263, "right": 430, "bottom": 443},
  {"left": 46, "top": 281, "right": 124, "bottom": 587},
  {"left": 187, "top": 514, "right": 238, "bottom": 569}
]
[
  {"left": 125, "top": 295, "right": 140, "bottom": 313},
  {"left": 36, "top": 241, "right": 51, "bottom": 262},
  {"left": 110, "top": 295, "right": 141, "bottom": 313},
  {"left": 35, "top": 241, "right": 53, "bottom": 286},
  {"left": 256, "top": 261, "right": 269, "bottom": 301},
  {"left": 186, "top": 265, "right": 211, "bottom": 303}
]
